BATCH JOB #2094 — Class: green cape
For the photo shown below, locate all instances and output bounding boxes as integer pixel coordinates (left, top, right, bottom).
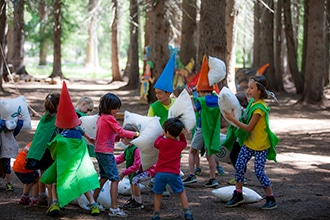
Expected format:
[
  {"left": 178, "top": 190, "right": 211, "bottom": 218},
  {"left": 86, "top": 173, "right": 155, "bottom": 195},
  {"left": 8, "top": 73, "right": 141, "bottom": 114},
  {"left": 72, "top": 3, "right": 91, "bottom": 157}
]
[{"left": 40, "top": 134, "right": 99, "bottom": 207}]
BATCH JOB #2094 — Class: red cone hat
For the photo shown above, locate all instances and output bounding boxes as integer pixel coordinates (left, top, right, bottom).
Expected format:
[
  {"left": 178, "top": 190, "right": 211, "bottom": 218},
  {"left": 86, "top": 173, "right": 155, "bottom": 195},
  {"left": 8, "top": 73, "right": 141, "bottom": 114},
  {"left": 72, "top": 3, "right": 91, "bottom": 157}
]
[
  {"left": 197, "top": 55, "right": 213, "bottom": 91},
  {"left": 56, "top": 81, "right": 80, "bottom": 129}
]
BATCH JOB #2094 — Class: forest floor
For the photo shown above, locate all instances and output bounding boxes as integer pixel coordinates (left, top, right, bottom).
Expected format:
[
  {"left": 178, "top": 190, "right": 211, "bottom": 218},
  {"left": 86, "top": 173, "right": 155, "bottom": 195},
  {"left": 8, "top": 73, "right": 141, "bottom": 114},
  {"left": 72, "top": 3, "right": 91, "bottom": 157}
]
[{"left": 0, "top": 78, "right": 330, "bottom": 220}]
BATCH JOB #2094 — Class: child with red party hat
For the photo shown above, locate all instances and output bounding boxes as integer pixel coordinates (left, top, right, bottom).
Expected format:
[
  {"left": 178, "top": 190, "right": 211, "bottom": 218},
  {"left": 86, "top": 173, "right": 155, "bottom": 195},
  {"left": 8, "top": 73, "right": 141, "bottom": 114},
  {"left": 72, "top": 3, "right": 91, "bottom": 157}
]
[{"left": 40, "top": 81, "right": 100, "bottom": 216}]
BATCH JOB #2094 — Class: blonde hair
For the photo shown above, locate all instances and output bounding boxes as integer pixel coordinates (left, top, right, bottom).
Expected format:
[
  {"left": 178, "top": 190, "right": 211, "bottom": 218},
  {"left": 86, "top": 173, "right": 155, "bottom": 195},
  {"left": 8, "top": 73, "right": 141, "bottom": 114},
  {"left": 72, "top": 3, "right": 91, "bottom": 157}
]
[{"left": 75, "top": 97, "right": 94, "bottom": 111}]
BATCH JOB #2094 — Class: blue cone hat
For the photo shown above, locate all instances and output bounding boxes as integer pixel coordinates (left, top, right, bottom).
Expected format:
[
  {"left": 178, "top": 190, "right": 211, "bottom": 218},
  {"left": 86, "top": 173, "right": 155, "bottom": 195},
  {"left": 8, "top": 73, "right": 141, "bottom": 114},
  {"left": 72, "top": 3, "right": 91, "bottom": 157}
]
[{"left": 154, "top": 52, "right": 176, "bottom": 93}]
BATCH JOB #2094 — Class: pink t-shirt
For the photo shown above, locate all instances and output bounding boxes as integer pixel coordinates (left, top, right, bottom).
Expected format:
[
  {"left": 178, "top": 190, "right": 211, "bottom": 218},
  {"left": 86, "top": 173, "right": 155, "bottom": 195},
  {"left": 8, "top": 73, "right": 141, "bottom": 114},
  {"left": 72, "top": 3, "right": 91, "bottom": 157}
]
[
  {"left": 116, "top": 147, "right": 142, "bottom": 176},
  {"left": 95, "top": 114, "right": 135, "bottom": 154},
  {"left": 154, "top": 133, "right": 186, "bottom": 175}
]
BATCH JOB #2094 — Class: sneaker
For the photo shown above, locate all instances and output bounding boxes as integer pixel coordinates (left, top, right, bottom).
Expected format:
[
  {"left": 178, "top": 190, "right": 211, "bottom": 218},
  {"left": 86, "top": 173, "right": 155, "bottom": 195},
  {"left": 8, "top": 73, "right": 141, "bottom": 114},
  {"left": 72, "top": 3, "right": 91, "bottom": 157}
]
[
  {"left": 19, "top": 196, "right": 31, "bottom": 205},
  {"left": 29, "top": 198, "right": 38, "bottom": 206},
  {"left": 216, "top": 166, "right": 225, "bottom": 176},
  {"left": 90, "top": 203, "right": 100, "bottom": 216},
  {"left": 37, "top": 195, "right": 49, "bottom": 206},
  {"left": 194, "top": 167, "right": 202, "bottom": 176},
  {"left": 184, "top": 211, "right": 194, "bottom": 220},
  {"left": 183, "top": 175, "right": 197, "bottom": 185},
  {"left": 205, "top": 178, "right": 218, "bottom": 188},
  {"left": 123, "top": 198, "right": 134, "bottom": 209},
  {"left": 108, "top": 207, "right": 127, "bottom": 217},
  {"left": 261, "top": 196, "right": 277, "bottom": 210},
  {"left": 225, "top": 190, "right": 245, "bottom": 207},
  {"left": 151, "top": 215, "right": 161, "bottom": 220},
  {"left": 125, "top": 200, "right": 144, "bottom": 210},
  {"left": 6, "top": 182, "right": 14, "bottom": 191},
  {"left": 46, "top": 201, "right": 60, "bottom": 216}
]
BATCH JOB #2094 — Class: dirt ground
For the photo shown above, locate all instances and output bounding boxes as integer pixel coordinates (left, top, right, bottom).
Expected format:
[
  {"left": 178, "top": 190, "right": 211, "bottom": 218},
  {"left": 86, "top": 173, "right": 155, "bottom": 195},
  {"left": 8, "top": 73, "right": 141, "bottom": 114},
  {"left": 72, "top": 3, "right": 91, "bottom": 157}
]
[{"left": 0, "top": 79, "right": 330, "bottom": 220}]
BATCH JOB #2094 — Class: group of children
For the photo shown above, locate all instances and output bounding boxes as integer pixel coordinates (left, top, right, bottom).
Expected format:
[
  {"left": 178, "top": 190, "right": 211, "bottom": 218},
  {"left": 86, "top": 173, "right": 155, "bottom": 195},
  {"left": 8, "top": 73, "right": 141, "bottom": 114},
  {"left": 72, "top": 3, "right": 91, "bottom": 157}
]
[{"left": 5, "top": 56, "right": 279, "bottom": 219}]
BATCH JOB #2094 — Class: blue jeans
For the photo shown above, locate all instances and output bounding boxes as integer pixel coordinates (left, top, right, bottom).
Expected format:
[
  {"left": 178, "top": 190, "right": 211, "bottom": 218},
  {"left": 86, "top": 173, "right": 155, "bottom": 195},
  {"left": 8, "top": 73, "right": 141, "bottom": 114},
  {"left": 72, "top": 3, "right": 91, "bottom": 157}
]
[{"left": 95, "top": 153, "right": 120, "bottom": 181}]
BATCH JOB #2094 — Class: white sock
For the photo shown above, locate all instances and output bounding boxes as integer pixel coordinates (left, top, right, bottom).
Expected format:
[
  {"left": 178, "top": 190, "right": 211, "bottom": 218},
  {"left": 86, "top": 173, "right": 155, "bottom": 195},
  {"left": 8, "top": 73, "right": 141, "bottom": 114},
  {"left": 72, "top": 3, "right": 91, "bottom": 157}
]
[{"left": 135, "top": 196, "right": 142, "bottom": 204}]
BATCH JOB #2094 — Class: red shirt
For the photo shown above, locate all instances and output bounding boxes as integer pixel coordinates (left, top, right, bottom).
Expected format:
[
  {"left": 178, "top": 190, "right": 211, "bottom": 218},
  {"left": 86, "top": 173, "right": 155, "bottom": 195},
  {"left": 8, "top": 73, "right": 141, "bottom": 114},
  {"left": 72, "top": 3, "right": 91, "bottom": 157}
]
[{"left": 154, "top": 133, "right": 186, "bottom": 175}]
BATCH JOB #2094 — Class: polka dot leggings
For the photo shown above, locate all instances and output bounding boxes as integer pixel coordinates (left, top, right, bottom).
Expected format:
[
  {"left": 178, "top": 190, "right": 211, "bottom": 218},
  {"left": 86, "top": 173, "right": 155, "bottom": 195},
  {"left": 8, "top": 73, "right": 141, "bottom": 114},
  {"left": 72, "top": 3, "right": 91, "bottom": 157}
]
[{"left": 235, "top": 145, "right": 271, "bottom": 189}]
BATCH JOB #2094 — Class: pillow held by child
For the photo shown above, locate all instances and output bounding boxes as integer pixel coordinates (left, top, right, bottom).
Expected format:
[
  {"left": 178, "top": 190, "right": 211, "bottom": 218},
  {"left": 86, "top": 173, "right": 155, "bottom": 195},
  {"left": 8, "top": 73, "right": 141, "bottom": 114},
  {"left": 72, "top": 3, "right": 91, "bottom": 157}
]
[
  {"left": 218, "top": 87, "right": 241, "bottom": 127},
  {"left": 208, "top": 56, "right": 226, "bottom": 86}
]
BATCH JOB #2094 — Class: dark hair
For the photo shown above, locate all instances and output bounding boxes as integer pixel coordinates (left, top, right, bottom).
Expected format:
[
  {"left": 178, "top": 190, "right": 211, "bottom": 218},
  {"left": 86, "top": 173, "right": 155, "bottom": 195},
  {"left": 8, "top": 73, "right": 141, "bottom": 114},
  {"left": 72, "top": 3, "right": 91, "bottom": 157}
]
[
  {"left": 163, "top": 114, "right": 185, "bottom": 138},
  {"left": 98, "top": 93, "right": 122, "bottom": 115},
  {"left": 250, "top": 75, "right": 268, "bottom": 99},
  {"left": 44, "top": 92, "right": 60, "bottom": 116},
  {"left": 123, "top": 123, "right": 139, "bottom": 132},
  {"left": 235, "top": 92, "right": 248, "bottom": 108}
]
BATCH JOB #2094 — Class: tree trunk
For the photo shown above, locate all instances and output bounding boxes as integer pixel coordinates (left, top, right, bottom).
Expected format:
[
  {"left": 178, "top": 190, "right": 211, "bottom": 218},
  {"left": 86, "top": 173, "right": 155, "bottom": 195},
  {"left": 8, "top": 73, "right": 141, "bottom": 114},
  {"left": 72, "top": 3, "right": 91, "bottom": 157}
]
[
  {"left": 301, "top": 0, "right": 325, "bottom": 104},
  {"left": 49, "top": 0, "right": 63, "bottom": 78},
  {"left": 110, "top": 0, "right": 122, "bottom": 82},
  {"left": 148, "top": 0, "right": 170, "bottom": 102},
  {"left": 198, "top": 0, "right": 226, "bottom": 88},
  {"left": 274, "top": 0, "right": 284, "bottom": 92},
  {"left": 258, "top": 0, "right": 277, "bottom": 91},
  {"left": 85, "top": 0, "right": 100, "bottom": 70},
  {"left": 180, "top": 0, "right": 197, "bottom": 66},
  {"left": 125, "top": 0, "right": 139, "bottom": 89},
  {"left": 253, "top": 1, "right": 261, "bottom": 66},
  {"left": 38, "top": 0, "right": 48, "bottom": 66},
  {"left": 225, "top": 0, "right": 238, "bottom": 92},
  {"left": 0, "top": 0, "right": 6, "bottom": 91},
  {"left": 283, "top": 0, "right": 304, "bottom": 94},
  {"left": 9, "top": 0, "right": 26, "bottom": 76},
  {"left": 325, "top": 0, "right": 330, "bottom": 86}
]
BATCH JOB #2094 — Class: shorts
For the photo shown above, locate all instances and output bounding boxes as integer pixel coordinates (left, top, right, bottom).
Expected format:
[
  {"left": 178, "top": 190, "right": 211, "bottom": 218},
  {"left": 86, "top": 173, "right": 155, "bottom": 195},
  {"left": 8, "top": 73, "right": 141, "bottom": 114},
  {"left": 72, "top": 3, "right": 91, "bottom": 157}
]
[
  {"left": 191, "top": 128, "right": 204, "bottom": 151},
  {"left": 152, "top": 172, "right": 184, "bottom": 194},
  {"left": 95, "top": 152, "right": 120, "bottom": 181},
  {"left": 1, "top": 158, "right": 11, "bottom": 174},
  {"left": 132, "top": 171, "right": 152, "bottom": 185},
  {"left": 15, "top": 171, "right": 40, "bottom": 184}
]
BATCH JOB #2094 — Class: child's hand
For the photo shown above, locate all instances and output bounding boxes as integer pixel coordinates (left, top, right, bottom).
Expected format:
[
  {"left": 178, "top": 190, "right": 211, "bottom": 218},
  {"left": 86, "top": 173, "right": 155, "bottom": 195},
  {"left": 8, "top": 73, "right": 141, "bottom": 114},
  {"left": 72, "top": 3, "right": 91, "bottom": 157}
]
[{"left": 224, "top": 109, "right": 235, "bottom": 121}]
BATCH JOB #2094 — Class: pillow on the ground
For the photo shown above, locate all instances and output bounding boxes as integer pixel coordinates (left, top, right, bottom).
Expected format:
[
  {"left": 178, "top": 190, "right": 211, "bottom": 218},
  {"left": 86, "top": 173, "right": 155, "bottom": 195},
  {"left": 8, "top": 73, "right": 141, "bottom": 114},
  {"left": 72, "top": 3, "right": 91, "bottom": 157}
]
[
  {"left": 212, "top": 185, "right": 263, "bottom": 203},
  {"left": 208, "top": 56, "right": 226, "bottom": 86},
  {"left": 214, "top": 133, "right": 231, "bottom": 163},
  {"left": 168, "top": 89, "right": 196, "bottom": 131},
  {"left": 118, "top": 177, "right": 145, "bottom": 195},
  {"left": 0, "top": 96, "right": 32, "bottom": 130},
  {"left": 79, "top": 114, "right": 98, "bottom": 145},
  {"left": 218, "top": 87, "right": 241, "bottom": 127},
  {"left": 124, "top": 111, "right": 162, "bottom": 170},
  {"left": 97, "top": 180, "right": 111, "bottom": 209}
]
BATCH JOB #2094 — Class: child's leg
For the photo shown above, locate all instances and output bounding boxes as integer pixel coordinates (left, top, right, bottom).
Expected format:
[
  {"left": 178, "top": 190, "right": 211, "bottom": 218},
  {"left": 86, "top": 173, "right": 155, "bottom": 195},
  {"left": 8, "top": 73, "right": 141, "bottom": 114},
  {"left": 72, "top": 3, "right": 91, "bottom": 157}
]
[
  {"left": 131, "top": 183, "right": 142, "bottom": 203},
  {"left": 194, "top": 151, "right": 200, "bottom": 169},
  {"left": 32, "top": 181, "right": 39, "bottom": 198},
  {"left": 188, "top": 148, "right": 198, "bottom": 175},
  {"left": 93, "top": 177, "right": 107, "bottom": 202},
  {"left": 50, "top": 183, "right": 58, "bottom": 202},
  {"left": 84, "top": 190, "right": 96, "bottom": 204},
  {"left": 206, "top": 154, "right": 216, "bottom": 179},
  {"left": 178, "top": 190, "right": 189, "bottom": 209},
  {"left": 153, "top": 194, "right": 163, "bottom": 212},
  {"left": 110, "top": 180, "right": 119, "bottom": 209}
]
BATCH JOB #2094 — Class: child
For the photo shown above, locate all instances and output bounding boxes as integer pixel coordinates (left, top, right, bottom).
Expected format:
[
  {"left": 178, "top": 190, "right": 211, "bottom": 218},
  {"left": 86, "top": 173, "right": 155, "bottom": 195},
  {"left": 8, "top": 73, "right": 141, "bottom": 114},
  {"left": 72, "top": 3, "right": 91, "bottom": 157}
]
[
  {"left": 13, "top": 142, "right": 39, "bottom": 205},
  {"left": 116, "top": 123, "right": 144, "bottom": 210},
  {"left": 26, "top": 92, "right": 61, "bottom": 206},
  {"left": 224, "top": 75, "right": 279, "bottom": 210},
  {"left": 151, "top": 115, "right": 194, "bottom": 220},
  {"left": 40, "top": 82, "right": 100, "bottom": 216},
  {"left": 183, "top": 56, "right": 223, "bottom": 188},
  {"left": 92, "top": 93, "right": 139, "bottom": 217},
  {"left": 139, "top": 61, "right": 155, "bottom": 104},
  {"left": 0, "top": 116, "right": 24, "bottom": 191},
  {"left": 75, "top": 96, "right": 94, "bottom": 117}
]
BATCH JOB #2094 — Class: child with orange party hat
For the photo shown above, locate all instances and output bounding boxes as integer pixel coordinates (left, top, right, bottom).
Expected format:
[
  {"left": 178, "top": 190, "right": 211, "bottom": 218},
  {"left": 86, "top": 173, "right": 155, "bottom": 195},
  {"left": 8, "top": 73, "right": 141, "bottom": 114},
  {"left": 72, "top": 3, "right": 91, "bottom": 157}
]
[{"left": 40, "top": 81, "right": 100, "bottom": 216}]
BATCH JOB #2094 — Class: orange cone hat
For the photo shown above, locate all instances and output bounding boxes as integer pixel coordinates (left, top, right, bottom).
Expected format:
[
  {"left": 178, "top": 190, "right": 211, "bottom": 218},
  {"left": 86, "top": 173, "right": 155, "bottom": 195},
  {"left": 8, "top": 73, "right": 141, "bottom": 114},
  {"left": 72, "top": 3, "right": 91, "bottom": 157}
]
[
  {"left": 196, "top": 55, "right": 213, "bottom": 91},
  {"left": 55, "top": 81, "right": 80, "bottom": 129}
]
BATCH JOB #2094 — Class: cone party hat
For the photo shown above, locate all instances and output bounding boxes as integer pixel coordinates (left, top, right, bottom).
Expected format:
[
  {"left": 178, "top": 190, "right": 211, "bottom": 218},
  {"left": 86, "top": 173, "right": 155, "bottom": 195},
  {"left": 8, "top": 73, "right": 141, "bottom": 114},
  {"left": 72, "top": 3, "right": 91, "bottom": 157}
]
[
  {"left": 154, "top": 52, "right": 176, "bottom": 93},
  {"left": 55, "top": 81, "right": 80, "bottom": 129},
  {"left": 196, "top": 55, "right": 213, "bottom": 91}
]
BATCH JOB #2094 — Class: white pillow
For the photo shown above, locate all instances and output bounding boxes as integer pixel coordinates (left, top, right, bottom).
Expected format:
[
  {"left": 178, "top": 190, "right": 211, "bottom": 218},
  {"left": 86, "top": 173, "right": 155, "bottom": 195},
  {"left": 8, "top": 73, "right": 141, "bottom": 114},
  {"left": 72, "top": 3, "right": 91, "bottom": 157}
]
[
  {"left": 0, "top": 96, "right": 32, "bottom": 130},
  {"left": 212, "top": 185, "right": 263, "bottom": 203},
  {"left": 124, "top": 111, "right": 162, "bottom": 170},
  {"left": 131, "top": 117, "right": 162, "bottom": 170},
  {"left": 208, "top": 56, "right": 226, "bottom": 86},
  {"left": 218, "top": 87, "right": 241, "bottom": 127},
  {"left": 168, "top": 89, "right": 196, "bottom": 131},
  {"left": 79, "top": 114, "right": 98, "bottom": 145},
  {"left": 213, "top": 133, "right": 231, "bottom": 163},
  {"left": 97, "top": 180, "right": 111, "bottom": 209},
  {"left": 118, "top": 177, "right": 145, "bottom": 195}
]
